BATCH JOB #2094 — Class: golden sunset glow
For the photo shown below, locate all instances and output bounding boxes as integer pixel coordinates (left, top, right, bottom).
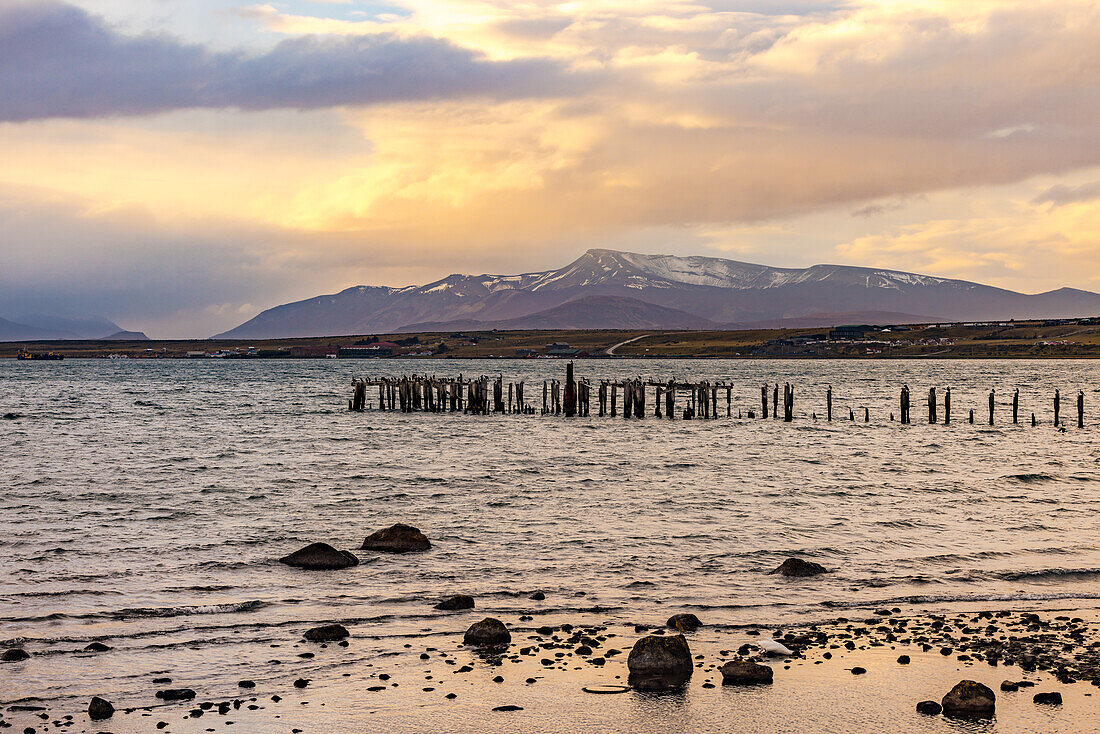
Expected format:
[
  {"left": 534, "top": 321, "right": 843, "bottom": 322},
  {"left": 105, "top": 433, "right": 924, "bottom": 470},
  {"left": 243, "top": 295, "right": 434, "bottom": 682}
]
[{"left": 1, "top": 0, "right": 1099, "bottom": 335}]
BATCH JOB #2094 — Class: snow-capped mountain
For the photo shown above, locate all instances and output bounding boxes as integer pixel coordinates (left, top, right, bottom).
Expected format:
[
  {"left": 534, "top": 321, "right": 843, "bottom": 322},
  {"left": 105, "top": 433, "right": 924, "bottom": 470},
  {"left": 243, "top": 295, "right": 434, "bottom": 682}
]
[{"left": 215, "top": 249, "right": 1100, "bottom": 338}]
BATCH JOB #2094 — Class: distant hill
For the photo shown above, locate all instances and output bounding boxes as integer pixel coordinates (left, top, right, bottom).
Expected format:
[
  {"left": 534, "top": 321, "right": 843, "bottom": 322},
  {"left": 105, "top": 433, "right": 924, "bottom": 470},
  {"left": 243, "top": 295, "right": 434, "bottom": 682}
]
[
  {"left": 101, "top": 330, "right": 150, "bottom": 341},
  {"left": 0, "top": 313, "right": 133, "bottom": 341},
  {"left": 217, "top": 249, "right": 1100, "bottom": 338}
]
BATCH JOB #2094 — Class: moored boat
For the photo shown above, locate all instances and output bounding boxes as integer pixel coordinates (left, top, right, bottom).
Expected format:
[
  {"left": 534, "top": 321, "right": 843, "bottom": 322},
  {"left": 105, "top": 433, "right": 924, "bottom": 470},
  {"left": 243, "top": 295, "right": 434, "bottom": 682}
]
[{"left": 16, "top": 349, "right": 64, "bottom": 361}]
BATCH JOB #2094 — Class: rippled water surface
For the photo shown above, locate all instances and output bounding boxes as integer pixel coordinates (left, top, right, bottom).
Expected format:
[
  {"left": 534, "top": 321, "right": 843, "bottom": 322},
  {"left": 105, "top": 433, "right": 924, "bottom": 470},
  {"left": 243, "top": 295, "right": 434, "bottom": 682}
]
[{"left": 3, "top": 358, "right": 1100, "bottom": 722}]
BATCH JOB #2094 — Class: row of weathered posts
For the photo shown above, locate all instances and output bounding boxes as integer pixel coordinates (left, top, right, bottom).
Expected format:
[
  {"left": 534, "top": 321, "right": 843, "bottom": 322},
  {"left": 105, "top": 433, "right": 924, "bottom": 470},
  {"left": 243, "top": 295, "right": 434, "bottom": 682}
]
[{"left": 350, "top": 363, "right": 1089, "bottom": 427}]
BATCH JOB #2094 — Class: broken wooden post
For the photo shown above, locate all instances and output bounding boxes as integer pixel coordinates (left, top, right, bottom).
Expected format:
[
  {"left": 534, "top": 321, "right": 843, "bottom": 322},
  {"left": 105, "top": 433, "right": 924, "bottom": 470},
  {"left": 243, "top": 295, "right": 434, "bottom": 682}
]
[
  {"left": 542, "top": 380, "right": 548, "bottom": 415},
  {"left": 564, "top": 362, "right": 577, "bottom": 417},
  {"left": 1054, "top": 389, "right": 1061, "bottom": 427},
  {"left": 666, "top": 380, "right": 675, "bottom": 419},
  {"left": 611, "top": 384, "right": 618, "bottom": 417},
  {"left": 1078, "top": 390, "right": 1084, "bottom": 428},
  {"left": 827, "top": 385, "right": 832, "bottom": 422},
  {"left": 1031, "top": 412, "right": 1036, "bottom": 426},
  {"left": 726, "top": 386, "right": 732, "bottom": 417},
  {"left": 655, "top": 385, "right": 663, "bottom": 418},
  {"left": 944, "top": 387, "right": 951, "bottom": 425},
  {"left": 928, "top": 387, "right": 936, "bottom": 424},
  {"left": 988, "top": 389, "right": 994, "bottom": 426},
  {"left": 969, "top": 408, "right": 974, "bottom": 424},
  {"left": 864, "top": 406, "right": 869, "bottom": 423},
  {"left": 1012, "top": 388, "right": 1019, "bottom": 424},
  {"left": 761, "top": 384, "right": 768, "bottom": 419},
  {"left": 773, "top": 384, "right": 779, "bottom": 419}
]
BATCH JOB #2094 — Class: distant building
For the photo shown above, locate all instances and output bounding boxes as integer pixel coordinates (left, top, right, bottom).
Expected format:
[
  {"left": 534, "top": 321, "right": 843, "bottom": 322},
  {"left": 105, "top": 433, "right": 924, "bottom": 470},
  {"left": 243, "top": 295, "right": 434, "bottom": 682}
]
[
  {"left": 515, "top": 348, "right": 538, "bottom": 357},
  {"left": 828, "top": 325, "right": 871, "bottom": 341},
  {"left": 337, "top": 342, "right": 398, "bottom": 358},
  {"left": 289, "top": 346, "right": 333, "bottom": 358},
  {"left": 545, "top": 342, "right": 580, "bottom": 356}
]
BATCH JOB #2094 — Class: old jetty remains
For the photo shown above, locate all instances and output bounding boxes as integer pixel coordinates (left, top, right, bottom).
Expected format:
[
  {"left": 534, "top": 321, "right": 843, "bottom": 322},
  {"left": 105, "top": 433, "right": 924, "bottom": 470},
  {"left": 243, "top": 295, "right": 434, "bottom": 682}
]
[{"left": 348, "top": 362, "right": 1089, "bottom": 428}]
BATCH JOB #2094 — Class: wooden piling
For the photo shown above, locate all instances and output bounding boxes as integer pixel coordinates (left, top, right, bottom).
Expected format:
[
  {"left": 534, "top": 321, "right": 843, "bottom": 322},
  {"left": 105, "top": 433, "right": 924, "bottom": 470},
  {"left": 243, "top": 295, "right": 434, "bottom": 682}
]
[
  {"left": 1078, "top": 390, "right": 1084, "bottom": 428},
  {"left": 928, "top": 386, "right": 936, "bottom": 424},
  {"left": 944, "top": 387, "right": 951, "bottom": 425},
  {"left": 988, "top": 389, "right": 994, "bottom": 426},
  {"left": 1012, "top": 388, "right": 1019, "bottom": 424},
  {"left": 564, "top": 362, "right": 577, "bottom": 418},
  {"left": 1054, "top": 389, "right": 1061, "bottom": 427},
  {"left": 827, "top": 386, "right": 833, "bottom": 422}
]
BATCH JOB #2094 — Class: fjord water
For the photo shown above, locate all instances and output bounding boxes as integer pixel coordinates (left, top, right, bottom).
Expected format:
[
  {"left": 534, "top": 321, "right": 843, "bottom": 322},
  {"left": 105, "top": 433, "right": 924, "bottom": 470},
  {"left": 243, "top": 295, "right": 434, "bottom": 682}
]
[{"left": 3, "top": 358, "right": 1100, "bottom": 716}]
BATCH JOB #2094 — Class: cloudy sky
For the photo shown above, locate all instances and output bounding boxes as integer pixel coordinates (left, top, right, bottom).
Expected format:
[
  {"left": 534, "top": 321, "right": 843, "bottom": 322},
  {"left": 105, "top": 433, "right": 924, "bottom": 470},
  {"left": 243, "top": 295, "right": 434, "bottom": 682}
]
[{"left": 1, "top": 0, "right": 1098, "bottom": 336}]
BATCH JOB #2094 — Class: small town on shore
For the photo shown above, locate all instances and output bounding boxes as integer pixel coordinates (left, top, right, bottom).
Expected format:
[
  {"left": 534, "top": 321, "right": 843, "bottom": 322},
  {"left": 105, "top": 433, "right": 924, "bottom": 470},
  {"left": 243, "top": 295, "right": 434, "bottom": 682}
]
[{"left": 6, "top": 316, "right": 1100, "bottom": 361}]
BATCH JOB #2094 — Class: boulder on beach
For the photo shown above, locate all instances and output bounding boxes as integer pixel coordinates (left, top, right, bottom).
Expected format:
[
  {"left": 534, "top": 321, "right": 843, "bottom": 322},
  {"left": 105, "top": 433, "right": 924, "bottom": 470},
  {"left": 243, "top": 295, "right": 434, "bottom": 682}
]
[
  {"left": 768, "top": 558, "right": 829, "bottom": 577},
  {"left": 156, "top": 688, "right": 197, "bottom": 701},
  {"left": 279, "top": 542, "right": 359, "bottom": 570},
  {"left": 666, "top": 613, "right": 702, "bottom": 632},
  {"left": 627, "top": 634, "right": 693, "bottom": 691},
  {"left": 1034, "top": 692, "right": 1062, "bottom": 705},
  {"left": 88, "top": 696, "right": 114, "bottom": 720},
  {"left": 1, "top": 648, "right": 30, "bottom": 662},
  {"left": 463, "top": 618, "right": 511, "bottom": 646},
  {"left": 941, "top": 680, "right": 995, "bottom": 717},
  {"left": 361, "top": 523, "right": 431, "bottom": 553},
  {"left": 720, "top": 659, "right": 773, "bottom": 685},
  {"left": 435, "top": 594, "right": 475, "bottom": 611},
  {"left": 303, "top": 624, "right": 349, "bottom": 642}
]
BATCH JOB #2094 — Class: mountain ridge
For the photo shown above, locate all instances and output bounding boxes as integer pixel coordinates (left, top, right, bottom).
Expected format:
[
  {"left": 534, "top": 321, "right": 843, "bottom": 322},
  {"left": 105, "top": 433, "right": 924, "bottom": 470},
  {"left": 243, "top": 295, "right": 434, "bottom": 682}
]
[{"left": 216, "top": 249, "right": 1100, "bottom": 338}]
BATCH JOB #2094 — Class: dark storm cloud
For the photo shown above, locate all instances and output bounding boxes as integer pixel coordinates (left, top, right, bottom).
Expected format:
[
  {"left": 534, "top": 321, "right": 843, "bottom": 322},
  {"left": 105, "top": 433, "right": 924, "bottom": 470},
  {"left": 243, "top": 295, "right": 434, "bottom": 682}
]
[{"left": 0, "top": 1, "right": 583, "bottom": 122}]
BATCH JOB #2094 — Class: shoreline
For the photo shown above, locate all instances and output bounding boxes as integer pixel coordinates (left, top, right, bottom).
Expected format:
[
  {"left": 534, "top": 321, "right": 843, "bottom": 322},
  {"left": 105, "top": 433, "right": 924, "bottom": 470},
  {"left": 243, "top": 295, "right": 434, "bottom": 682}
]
[{"left": 4, "top": 603, "right": 1098, "bottom": 732}]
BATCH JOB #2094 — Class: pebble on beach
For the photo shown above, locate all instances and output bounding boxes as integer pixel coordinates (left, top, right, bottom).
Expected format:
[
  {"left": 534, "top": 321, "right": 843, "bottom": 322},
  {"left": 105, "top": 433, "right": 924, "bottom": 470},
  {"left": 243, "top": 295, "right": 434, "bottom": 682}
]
[
  {"left": 666, "top": 613, "right": 702, "bottom": 632},
  {"left": 435, "top": 595, "right": 475, "bottom": 611},
  {"left": 941, "top": 680, "right": 995, "bottom": 717},
  {"left": 463, "top": 618, "right": 511, "bottom": 646},
  {"left": 719, "top": 659, "right": 773, "bottom": 685},
  {"left": 87, "top": 697, "right": 114, "bottom": 720},
  {"left": 303, "top": 624, "right": 350, "bottom": 642},
  {"left": 361, "top": 523, "right": 431, "bottom": 553}
]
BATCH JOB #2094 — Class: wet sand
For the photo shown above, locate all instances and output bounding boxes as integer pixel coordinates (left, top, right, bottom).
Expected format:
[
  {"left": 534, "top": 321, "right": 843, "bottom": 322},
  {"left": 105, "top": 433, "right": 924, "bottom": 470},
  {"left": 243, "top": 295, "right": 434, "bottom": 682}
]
[{"left": 5, "top": 606, "right": 1098, "bottom": 733}]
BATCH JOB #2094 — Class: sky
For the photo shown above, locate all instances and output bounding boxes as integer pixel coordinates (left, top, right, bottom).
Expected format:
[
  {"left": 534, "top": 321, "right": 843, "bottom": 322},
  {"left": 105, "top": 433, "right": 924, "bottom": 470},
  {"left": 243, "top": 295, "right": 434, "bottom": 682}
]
[{"left": 1, "top": 0, "right": 1099, "bottom": 337}]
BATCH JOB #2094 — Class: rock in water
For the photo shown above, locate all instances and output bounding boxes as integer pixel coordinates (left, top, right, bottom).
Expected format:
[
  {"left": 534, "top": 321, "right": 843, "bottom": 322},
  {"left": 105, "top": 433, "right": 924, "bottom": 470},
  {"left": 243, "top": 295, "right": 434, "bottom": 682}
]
[
  {"left": 84, "top": 642, "right": 112, "bottom": 652},
  {"left": 464, "top": 618, "right": 511, "bottom": 646},
  {"left": 88, "top": 697, "right": 114, "bottom": 720},
  {"left": 361, "top": 524, "right": 431, "bottom": 553},
  {"left": 156, "top": 688, "right": 197, "bottom": 701},
  {"left": 1, "top": 648, "right": 30, "bottom": 662},
  {"left": 627, "top": 634, "right": 693, "bottom": 691},
  {"left": 916, "top": 700, "right": 942, "bottom": 715},
  {"left": 435, "top": 595, "right": 475, "bottom": 611},
  {"left": 279, "top": 543, "right": 359, "bottom": 570},
  {"left": 1034, "top": 692, "right": 1062, "bottom": 705},
  {"left": 303, "top": 624, "right": 349, "bottom": 642},
  {"left": 941, "top": 680, "right": 995, "bottom": 717},
  {"left": 720, "top": 659, "right": 773, "bottom": 685},
  {"left": 768, "top": 558, "right": 829, "bottom": 577},
  {"left": 666, "top": 613, "right": 701, "bottom": 632}
]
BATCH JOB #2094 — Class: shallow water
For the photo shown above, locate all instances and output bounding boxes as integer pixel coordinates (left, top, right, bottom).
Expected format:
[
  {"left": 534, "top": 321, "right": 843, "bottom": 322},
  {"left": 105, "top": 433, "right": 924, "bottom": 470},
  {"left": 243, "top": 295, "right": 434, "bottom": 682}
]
[{"left": 3, "top": 358, "right": 1100, "bottom": 727}]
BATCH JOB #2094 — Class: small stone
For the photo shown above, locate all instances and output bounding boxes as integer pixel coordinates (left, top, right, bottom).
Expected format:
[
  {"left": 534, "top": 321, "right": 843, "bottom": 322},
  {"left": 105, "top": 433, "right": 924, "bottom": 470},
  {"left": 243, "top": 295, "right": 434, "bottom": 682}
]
[
  {"left": 941, "top": 680, "right": 995, "bottom": 717},
  {"left": 88, "top": 697, "right": 114, "bottom": 720},
  {"left": 293, "top": 679, "right": 310, "bottom": 689},
  {"left": 768, "top": 558, "right": 829, "bottom": 577},
  {"left": 492, "top": 705, "right": 523, "bottom": 711},
  {"left": 435, "top": 595, "right": 474, "bottom": 611},
  {"left": 303, "top": 624, "right": 349, "bottom": 642},
  {"left": 1033, "top": 692, "right": 1062, "bottom": 705},
  {"left": 897, "top": 655, "right": 910, "bottom": 665},
  {"left": 156, "top": 689, "right": 196, "bottom": 701},
  {"left": 464, "top": 618, "right": 510, "bottom": 647},
  {"left": 1000, "top": 681, "right": 1019, "bottom": 692},
  {"left": 2, "top": 648, "right": 30, "bottom": 662},
  {"left": 529, "top": 591, "right": 546, "bottom": 601},
  {"left": 916, "top": 700, "right": 942, "bottom": 715},
  {"left": 720, "top": 659, "right": 773, "bottom": 685},
  {"left": 361, "top": 524, "right": 431, "bottom": 553},
  {"left": 666, "top": 613, "right": 702, "bottom": 632},
  {"left": 238, "top": 680, "right": 256, "bottom": 689},
  {"left": 851, "top": 667, "right": 866, "bottom": 675}
]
